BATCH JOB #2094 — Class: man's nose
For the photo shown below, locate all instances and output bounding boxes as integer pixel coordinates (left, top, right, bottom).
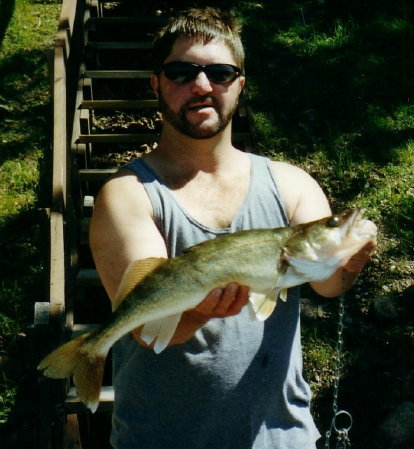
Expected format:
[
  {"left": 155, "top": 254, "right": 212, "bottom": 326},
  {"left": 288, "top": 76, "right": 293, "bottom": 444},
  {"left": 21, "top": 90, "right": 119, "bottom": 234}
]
[{"left": 191, "top": 71, "right": 214, "bottom": 94}]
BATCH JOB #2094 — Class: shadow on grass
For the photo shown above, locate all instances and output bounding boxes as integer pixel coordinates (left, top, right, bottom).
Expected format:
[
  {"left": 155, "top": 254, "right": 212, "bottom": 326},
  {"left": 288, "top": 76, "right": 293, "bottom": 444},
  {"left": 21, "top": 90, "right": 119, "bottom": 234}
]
[
  {"left": 242, "top": 0, "right": 414, "bottom": 165},
  {"left": 0, "top": 0, "right": 15, "bottom": 47}
]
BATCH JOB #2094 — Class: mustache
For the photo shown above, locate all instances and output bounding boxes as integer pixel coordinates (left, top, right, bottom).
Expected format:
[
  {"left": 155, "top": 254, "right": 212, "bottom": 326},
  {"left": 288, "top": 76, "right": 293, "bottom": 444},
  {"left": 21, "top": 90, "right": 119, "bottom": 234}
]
[{"left": 182, "top": 95, "right": 219, "bottom": 110}]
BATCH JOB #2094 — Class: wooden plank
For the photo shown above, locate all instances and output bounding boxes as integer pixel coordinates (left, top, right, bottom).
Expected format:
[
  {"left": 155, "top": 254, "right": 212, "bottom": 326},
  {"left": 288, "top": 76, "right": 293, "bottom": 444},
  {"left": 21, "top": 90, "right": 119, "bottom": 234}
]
[
  {"left": 86, "top": 16, "right": 169, "bottom": 26},
  {"left": 52, "top": 46, "right": 67, "bottom": 208},
  {"left": 232, "top": 132, "right": 252, "bottom": 143},
  {"left": 49, "top": 211, "right": 66, "bottom": 321},
  {"left": 55, "top": 0, "right": 79, "bottom": 58},
  {"left": 80, "top": 217, "right": 90, "bottom": 245},
  {"left": 34, "top": 302, "right": 51, "bottom": 326},
  {"left": 80, "top": 99, "right": 158, "bottom": 110},
  {"left": 65, "top": 414, "right": 83, "bottom": 449},
  {"left": 65, "top": 386, "right": 114, "bottom": 413},
  {"left": 71, "top": 323, "right": 100, "bottom": 337},
  {"left": 79, "top": 168, "right": 117, "bottom": 181},
  {"left": 50, "top": 42, "right": 67, "bottom": 326},
  {"left": 77, "top": 269, "right": 101, "bottom": 287},
  {"left": 77, "top": 134, "right": 157, "bottom": 144},
  {"left": 84, "top": 70, "right": 152, "bottom": 79},
  {"left": 87, "top": 41, "right": 153, "bottom": 50}
]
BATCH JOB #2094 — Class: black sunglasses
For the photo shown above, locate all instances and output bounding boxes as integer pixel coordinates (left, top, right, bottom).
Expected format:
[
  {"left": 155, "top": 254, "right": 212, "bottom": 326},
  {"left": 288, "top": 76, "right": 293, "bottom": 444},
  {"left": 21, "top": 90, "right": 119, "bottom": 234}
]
[{"left": 161, "top": 61, "right": 242, "bottom": 84}]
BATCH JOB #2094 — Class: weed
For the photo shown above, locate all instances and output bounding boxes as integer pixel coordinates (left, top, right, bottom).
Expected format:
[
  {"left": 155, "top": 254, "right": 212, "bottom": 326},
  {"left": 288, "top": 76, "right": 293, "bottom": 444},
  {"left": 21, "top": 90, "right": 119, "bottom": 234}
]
[
  {"left": 0, "top": 375, "right": 17, "bottom": 425},
  {"left": 302, "top": 333, "right": 337, "bottom": 396}
]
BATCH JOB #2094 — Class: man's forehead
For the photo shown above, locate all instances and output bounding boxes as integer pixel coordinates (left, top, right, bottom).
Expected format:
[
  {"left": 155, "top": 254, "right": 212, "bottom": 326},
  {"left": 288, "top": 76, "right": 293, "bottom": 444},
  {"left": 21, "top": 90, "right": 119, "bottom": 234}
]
[{"left": 165, "top": 36, "right": 235, "bottom": 64}]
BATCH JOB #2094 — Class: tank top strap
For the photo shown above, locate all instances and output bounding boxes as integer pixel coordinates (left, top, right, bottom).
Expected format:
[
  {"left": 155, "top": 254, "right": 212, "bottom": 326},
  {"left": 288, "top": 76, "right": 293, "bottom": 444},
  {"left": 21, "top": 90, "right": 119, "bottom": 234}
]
[
  {"left": 122, "top": 157, "right": 165, "bottom": 223},
  {"left": 234, "top": 153, "right": 289, "bottom": 230}
]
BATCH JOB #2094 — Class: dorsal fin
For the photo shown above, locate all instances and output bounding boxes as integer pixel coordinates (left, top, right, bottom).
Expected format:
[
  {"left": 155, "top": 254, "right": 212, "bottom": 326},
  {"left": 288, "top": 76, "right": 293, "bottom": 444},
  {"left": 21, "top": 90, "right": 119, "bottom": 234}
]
[{"left": 112, "top": 257, "right": 167, "bottom": 311}]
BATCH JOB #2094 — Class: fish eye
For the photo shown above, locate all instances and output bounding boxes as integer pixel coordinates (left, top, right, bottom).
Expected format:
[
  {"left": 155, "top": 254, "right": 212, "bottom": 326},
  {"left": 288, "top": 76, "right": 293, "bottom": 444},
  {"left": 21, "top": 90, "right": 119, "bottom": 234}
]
[{"left": 327, "top": 216, "right": 340, "bottom": 228}]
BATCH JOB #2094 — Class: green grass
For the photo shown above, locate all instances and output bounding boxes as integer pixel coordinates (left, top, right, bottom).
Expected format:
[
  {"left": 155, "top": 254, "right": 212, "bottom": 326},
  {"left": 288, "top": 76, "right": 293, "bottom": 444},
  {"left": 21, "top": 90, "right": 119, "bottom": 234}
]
[{"left": 0, "top": 374, "right": 17, "bottom": 425}]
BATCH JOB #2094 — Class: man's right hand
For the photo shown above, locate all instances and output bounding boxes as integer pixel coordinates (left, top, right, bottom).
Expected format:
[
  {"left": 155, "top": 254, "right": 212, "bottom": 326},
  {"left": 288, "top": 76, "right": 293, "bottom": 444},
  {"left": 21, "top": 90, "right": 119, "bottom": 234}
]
[
  {"left": 133, "top": 283, "right": 250, "bottom": 348},
  {"left": 189, "top": 283, "right": 250, "bottom": 319}
]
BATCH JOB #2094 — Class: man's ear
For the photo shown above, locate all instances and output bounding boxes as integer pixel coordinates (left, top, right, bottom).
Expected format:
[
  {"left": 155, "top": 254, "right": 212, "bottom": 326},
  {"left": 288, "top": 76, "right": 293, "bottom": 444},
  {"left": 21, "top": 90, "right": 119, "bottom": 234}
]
[
  {"left": 238, "top": 75, "right": 246, "bottom": 95},
  {"left": 151, "top": 74, "right": 159, "bottom": 98}
]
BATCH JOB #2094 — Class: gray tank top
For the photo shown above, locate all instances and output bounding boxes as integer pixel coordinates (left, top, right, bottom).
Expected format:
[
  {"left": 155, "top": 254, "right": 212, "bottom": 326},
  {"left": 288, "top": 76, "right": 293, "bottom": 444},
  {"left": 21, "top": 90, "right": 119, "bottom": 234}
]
[{"left": 111, "top": 153, "right": 320, "bottom": 449}]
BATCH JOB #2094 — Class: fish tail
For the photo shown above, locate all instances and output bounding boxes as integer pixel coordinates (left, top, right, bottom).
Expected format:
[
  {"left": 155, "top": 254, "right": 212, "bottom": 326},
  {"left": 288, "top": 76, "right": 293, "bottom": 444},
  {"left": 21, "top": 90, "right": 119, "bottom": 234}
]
[{"left": 38, "top": 332, "right": 105, "bottom": 413}]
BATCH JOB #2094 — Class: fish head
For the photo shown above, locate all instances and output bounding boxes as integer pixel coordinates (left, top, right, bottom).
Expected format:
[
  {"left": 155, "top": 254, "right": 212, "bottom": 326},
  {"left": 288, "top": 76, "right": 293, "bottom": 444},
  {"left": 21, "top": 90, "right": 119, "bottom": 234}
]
[{"left": 280, "top": 209, "right": 377, "bottom": 284}]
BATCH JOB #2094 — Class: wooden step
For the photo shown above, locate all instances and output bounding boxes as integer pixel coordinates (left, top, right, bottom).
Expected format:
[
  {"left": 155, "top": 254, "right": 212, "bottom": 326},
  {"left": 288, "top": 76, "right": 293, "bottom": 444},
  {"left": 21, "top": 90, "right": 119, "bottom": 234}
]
[
  {"left": 77, "top": 134, "right": 157, "bottom": 144},
  {"left": 84, "top": 70, "right": 152, "bottom": 79},
  {"left": 71, "top": 323, "right": 100, "bottom": 337},
  {"left": 87, "top": 41, "right": 153, "bottom": 50},
  {"left": 66, "top": 386, "right": 114, "bottom": 412},
  {"left": 79, "top": 168, "right": 117, "bottom": 181},
  {"left": 80, "top": 99, "right": 158, "bottom": 110},
  {"left": 77, "top": 269, "right": 101, "bottom": 287},
  {"left": 80, "top": 217, "right": 90, "bottom": 245},
  {"left": 86, "top": 16, "right": 169, "bottom": 26}
]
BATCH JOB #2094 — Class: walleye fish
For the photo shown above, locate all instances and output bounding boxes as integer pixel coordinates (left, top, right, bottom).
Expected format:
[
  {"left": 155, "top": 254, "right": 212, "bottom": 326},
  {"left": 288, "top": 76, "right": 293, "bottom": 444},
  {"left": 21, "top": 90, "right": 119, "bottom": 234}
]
[{"left": 38, "top": 209, "right": 376, "bottom": 412}]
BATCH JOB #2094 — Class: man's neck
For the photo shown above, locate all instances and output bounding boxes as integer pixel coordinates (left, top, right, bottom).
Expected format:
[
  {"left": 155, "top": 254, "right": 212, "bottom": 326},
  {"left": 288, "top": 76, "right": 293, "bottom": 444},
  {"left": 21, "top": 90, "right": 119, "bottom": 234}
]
[
  {"left": 143, "top": 123, "right": 251, "bottom": 228},
  {"left": 145, "top": 123, "right": 241, "bottom": 185}
]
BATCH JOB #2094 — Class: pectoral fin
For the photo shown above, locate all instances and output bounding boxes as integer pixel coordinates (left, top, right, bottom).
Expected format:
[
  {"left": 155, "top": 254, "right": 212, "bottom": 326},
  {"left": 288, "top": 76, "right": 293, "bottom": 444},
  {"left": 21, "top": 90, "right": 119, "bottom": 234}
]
[
  {"left": 248, "top": 288, "right": 289, "bottom": 321},
  {"left": 140, "top": 313, "right": 182, "bottom": 354},
  {"left": 113, "top": 257, "right": 167, "bottom": 311},
  {"left": 248, "top": 290, "right": 278, "bottom": 321}
]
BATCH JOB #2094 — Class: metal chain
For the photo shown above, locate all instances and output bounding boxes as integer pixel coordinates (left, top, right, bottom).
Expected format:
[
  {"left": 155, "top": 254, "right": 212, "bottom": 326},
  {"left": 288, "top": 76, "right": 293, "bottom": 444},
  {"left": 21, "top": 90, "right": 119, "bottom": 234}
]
[{"left": 324, "top": 271, "right": 353, "bottom": 449}]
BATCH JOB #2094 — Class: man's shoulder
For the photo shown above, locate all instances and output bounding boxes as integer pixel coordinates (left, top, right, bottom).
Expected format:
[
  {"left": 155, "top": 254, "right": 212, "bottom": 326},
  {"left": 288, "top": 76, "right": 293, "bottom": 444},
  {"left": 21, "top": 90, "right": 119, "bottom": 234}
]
[
  {"left": 268, "top": 159, "right": 309, "bottom": 176},
  {"left": 103, "top": 166, "right": 145, "bottom": 193},
  {"left": 266, "top": 159, "right": 327, "bottom": 223},
  {"left": 95, "top": 166, "right": 152, "bottom": 216}
]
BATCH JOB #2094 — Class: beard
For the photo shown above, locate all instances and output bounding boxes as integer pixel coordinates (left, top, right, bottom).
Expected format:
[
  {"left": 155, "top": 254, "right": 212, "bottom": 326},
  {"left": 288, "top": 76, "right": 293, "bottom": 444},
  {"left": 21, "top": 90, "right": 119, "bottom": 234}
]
[{"left": 157, "top": 91, "right": 239, "bottom": 140}]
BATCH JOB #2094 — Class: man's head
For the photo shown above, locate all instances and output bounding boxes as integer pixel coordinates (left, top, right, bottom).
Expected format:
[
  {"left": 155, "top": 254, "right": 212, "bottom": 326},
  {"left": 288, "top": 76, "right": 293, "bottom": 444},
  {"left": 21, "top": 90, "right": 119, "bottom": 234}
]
[
  {"left": 153, "top": 7, "right": 245, "bottom": 74},
  {"left": 151, "top": 7, "right": 246, "bottom": 140}
]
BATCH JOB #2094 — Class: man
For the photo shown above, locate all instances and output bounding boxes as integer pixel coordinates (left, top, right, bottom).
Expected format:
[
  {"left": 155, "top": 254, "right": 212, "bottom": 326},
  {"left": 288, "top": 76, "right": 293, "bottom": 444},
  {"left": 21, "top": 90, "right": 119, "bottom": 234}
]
[{"left": 90, "top": 7, "right": 374, "bottom": 449}]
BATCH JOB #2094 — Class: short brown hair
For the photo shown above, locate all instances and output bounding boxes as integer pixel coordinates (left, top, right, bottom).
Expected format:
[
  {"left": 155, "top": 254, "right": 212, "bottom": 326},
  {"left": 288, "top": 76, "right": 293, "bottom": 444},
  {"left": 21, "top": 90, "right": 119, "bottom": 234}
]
[{"left": 153, "top": 7, "right": 245, "bottom": 73}]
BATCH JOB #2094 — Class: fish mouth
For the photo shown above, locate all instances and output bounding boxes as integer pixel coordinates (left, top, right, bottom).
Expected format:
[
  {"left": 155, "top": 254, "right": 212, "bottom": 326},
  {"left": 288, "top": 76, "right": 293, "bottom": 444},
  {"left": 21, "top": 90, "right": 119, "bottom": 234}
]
[
  {"left": 341, "top": 209, "right": 363, "bottom": 235},
  {"left": 340, "top": 209, "right": 377, "bottom": 242}
]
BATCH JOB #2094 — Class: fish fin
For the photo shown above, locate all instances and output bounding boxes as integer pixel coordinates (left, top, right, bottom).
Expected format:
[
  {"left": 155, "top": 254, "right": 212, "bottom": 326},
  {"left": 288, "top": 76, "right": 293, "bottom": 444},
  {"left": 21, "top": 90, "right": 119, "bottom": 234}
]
[
  {"left": 37, "top": 332, "right": 105, "bottom": 413},
  {"left": 140, "top": 313, "right": 182, "bottom": 354},
  {"left": 113, "top": 257, "right": 167, "bottom": 311},
  {"left": 248, "top": 291, "right": 278, "bottom": 321},
  {"left": 279, "top": 288, "right": 288, "bottom": 302}
]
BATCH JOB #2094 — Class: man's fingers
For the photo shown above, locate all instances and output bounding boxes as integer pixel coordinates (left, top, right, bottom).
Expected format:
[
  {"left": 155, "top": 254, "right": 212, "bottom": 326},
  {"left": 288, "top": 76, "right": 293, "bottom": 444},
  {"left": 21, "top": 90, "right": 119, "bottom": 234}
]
[
  {"left": 226, "top": 285, "right": 250, "bottom": 315},
  {"left": 343, "top": 241, "right": 376, "bottom": 273},
  {"left": 195, "top": 288, "right": 223, "bottom": 315},
  {"left": 212, "top": 283, "right": 239, "bottom": 315},
  {"left": 192, "top": 283, "right": 250, "bottom": 319}
]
